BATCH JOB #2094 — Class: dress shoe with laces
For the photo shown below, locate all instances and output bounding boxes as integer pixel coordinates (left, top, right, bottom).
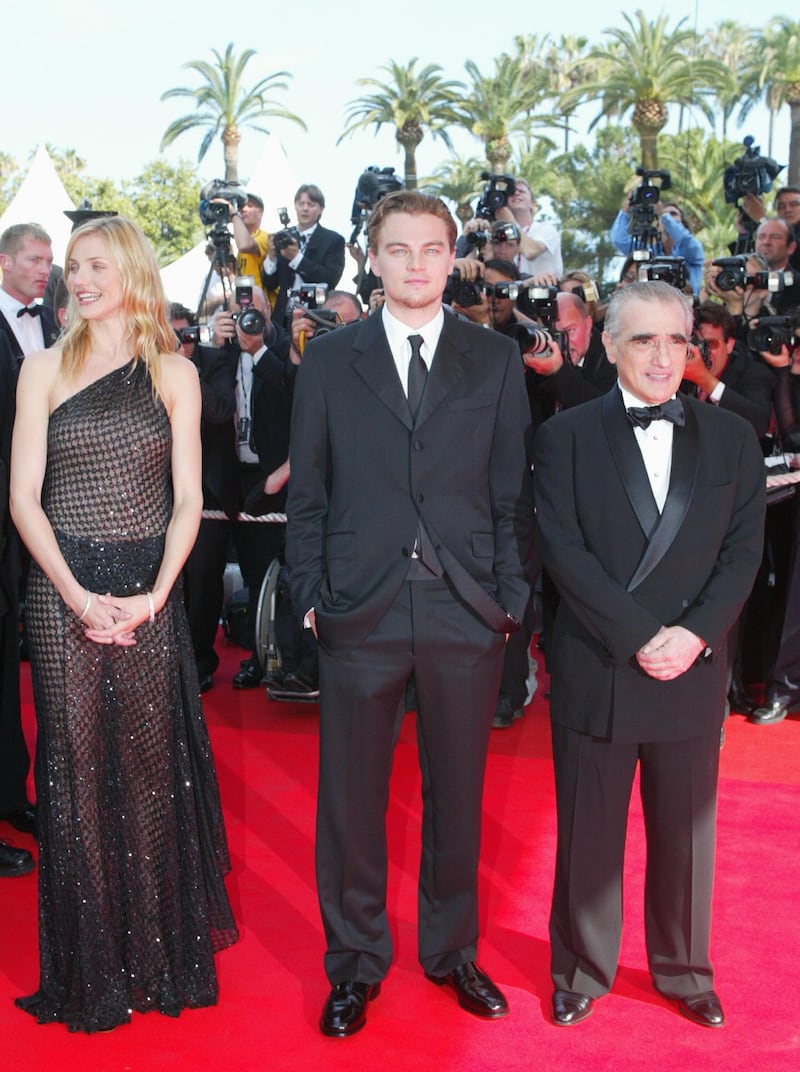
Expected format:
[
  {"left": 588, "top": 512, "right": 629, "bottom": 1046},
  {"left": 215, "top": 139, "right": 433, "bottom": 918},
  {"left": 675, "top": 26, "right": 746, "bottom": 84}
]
[
  {"left": 678, "top": 990, "right": 725, "bottom": 1028},
  {"left": 551, "top": 989, "right": 594, "bottom": 1026},
  {"left": 727, "top": 684, "right": 758, "bottom": 717},
  {"left": 0, "top": 805, "right": 37, "bottom": 838},
  {"left": 0, "top": 839, "right": 35, "bottom": 877},
  {"left": 426, "top": 962, "right": 508, "bottom": 1019},
  {"left": 748, "top": 699, "right": 790, "bottom": 725},
  {"left": 232, "top": 661, "right": 263, "bottom": 689},
  {"left": 319, "top": 981, "right": 380, "bottom": 1037}
]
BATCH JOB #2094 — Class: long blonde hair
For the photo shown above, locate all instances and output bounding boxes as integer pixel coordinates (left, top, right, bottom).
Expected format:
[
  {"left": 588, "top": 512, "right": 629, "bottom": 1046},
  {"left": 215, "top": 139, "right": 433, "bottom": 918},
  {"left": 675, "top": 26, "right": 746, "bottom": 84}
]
[{"left": 60, "top": 216, "right": 175, "bottom": 394}]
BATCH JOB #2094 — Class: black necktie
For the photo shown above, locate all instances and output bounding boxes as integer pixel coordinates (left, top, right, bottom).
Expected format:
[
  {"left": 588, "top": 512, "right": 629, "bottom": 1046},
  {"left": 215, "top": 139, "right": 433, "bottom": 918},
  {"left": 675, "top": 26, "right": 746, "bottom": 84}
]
[
  {"left": 626, "top": 398, "right": 685, "bottom": 430},
  {"left": 407, "top": 334, "right": 427, "bottom": 418},
  {"left": 17, "top": 305, "right": 41, "bottom": 318}
]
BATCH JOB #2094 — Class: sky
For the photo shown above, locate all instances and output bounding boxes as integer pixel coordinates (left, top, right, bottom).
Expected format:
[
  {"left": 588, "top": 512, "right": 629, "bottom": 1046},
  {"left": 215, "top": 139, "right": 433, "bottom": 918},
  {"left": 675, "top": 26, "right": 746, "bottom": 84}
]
[{"left": 3, "top": 1, "right": 793, "bottom": 245}]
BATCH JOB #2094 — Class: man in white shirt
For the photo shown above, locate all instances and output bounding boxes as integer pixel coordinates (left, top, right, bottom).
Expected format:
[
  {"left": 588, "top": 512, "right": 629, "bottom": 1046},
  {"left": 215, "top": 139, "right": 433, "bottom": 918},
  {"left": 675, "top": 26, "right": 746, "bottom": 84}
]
[{"left": 0, "top": 223, "right": 59, "bottom": 359}]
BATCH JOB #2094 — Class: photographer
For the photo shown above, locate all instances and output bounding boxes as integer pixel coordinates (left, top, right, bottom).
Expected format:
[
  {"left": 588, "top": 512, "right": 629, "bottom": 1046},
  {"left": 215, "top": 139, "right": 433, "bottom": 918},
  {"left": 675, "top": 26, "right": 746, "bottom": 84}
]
[
  {"left": 210, "top": 191, "right": 269, "bottom": 281},
  {"left": 737, "top": 188, "right": 800, "bottom": 273},
  {"left": 680, "top": 302, "right": 775, "bottom": 438},
  {"left": 754, "top": 217, "right": 800, "bottom": 314},
  {"left": 262, "top": 184, "right": 345, "bottom": 322},
  {"left": 495, "top": 178, "right": 562, "bottom": 277},
  {"left": 212, "top": 285, "right": 295, "bottom": 690},
  {"left": 170, "top": 303, "right": 237, "bottom": 693},
  {"left": 611, "top": 177, "right": 704, "bottom": 295}
]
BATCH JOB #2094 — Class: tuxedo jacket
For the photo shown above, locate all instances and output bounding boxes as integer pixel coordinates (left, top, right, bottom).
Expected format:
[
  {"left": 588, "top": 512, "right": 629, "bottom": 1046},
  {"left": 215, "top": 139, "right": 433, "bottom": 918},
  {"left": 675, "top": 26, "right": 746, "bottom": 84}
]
[
  {"left": 190, "top": 344, "right": 238, "bottom": 519},
  {"left": 533, "top": 388, "right": 765, "bottom": 743},
  {"left": 262, "top": 224, "right": 346, "bottom": 322},
  {"left": 0, "top": 306, "right": 60, "bottom": 359},
  {"left": 286, "top": 309, "right": 533, "bottom": 654}
]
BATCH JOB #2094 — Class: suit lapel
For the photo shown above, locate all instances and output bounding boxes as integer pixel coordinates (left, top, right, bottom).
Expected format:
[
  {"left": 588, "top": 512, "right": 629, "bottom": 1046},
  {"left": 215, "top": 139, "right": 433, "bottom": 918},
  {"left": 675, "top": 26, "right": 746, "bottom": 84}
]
[
  {"left": 351, "top": 314, "right": 413, "bottom": 430},
  {"left": 602, "top": 388, "right": 660, "bottom": 539},
  {"left": 0, "top": 312, "right": 23, "bottom": 360},
  {"left": 415, "top": 316, "right": 476, "bottom": 427}
]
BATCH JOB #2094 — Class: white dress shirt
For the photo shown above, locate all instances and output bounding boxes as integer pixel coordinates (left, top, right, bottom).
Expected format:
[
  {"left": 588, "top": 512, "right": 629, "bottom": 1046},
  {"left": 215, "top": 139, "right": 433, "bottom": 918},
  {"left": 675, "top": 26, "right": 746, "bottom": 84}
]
[{"left": 619, "top": 385, "right": 675, "bottom": 513}]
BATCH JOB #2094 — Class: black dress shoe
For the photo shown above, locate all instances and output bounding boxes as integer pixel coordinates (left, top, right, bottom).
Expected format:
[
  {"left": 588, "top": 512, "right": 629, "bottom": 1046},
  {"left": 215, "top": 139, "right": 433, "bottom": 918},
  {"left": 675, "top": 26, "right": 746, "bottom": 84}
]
[
  {"left": 233, "top": 662, "right": 263, "bottom": 689},
  {"left": 748, "top": 699, "right": 790, "bottom": 725},
  {"left": 0, "top": 805, "right": 37, "bottom": 838},
  {"left": 678, "top": 990, "right": 725, "bottom": 1028},
  {"left": 198, "top": 674, "right": 213, "bottom": 693},
  {"left": 426, "top": 962, "right": 508, "bottom": 1019},
  {"left": 727, "top": 685, "right": 758, "bottom": 717},
  {"left": 0, "top": 839, "right": 35, "bottom": 877},
  {"left": 551, "top": 989, "right": 594, "bottom": 1026},
  {"left": 320, "top": 981, "right": 380, "bottom": 1037},
  {"left": 279, "top": 671, "right": 319, "bottom": 697}
]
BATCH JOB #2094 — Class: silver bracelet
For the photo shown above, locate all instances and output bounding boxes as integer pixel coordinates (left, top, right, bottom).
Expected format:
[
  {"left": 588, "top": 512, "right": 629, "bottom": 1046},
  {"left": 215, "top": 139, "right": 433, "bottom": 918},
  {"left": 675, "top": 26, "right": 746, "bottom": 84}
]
[
  {"left": 146, "top": 591, "right": 155, "bottom": 623},
  {"left": 77, "top": 589, "right": 92, "bottom": 621}
]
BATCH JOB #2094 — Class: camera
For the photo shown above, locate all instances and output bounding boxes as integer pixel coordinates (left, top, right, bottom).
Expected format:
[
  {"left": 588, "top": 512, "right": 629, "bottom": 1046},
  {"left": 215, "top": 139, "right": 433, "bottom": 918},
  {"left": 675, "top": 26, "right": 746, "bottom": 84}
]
[
  {"left": 690, "top": 335, "right": 713, "bottom": 370},
  {"left": 627, "top": 168, "right": 672, "bottom": 247},
  {"left": 515, "top": 284, "right": 570, "bottom": 360},
  {"left": 444, "top": 268, "right": 483, "bottom": 308},
  {"left": 712, "top": 255, "right": 795, "bottom": 293},
  {"left": 199, "top": 179, "right": 246, "bottom": 227},
  {"left": 628, "top": 167, "right": 672, "bottom": 208},
  {"left": 231, "top": 275, "right": 266, "bottom": 336},
  {"left": 273, "top": 207, "right": 302, "bottom": 253},
  {"left": 174, "top": 325, "right": 200, "bottom": 346},
  {"left": 285, "top": 283, "right": 329, "bottom": 328},
  {"left": 637, "top": 256, "right": 688, "bottom": 291},
  {"left": 482, "top": 281, "right": 520, "bottom": 301},
  {"left": 723, "top": 137, "right": 784, "bottom": 205},
  {"left": 475, "top": 172, "right": 516, "bottom": 221},
  {"left": 465, "top": 230, "right": 490, "bottom": 252},
  {"left": 747, "top": 316, "right": 799, "bottom": 356},
  {"left": 491, "top": 221, "right": 520, "bottom": 244},
  {"left": 349, "top": 166, "right": 404, "bottom": 241}
]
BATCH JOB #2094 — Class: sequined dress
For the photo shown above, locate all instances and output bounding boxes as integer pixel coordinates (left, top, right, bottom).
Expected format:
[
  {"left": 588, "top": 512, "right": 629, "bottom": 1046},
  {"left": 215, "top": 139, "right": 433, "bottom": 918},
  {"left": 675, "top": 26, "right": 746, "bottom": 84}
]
[{"left": 16, "top": 361, "right": 238, "bottom": 1033}]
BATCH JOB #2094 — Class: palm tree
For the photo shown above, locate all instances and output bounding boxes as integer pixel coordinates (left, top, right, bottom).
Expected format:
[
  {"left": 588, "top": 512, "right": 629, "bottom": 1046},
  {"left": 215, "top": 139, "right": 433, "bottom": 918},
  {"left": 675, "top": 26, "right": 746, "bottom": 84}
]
[
  {"left": 561, "top": 10, "right": 731, "bottom": 170},
  {"left": 458, "top": 55, "right": 549, "bottom": 173},
  {"left": 426, "top": 155, "right": 485, "bottom": 227},
  {"left": 543, "top": 35, "right": 594, "bottom": 153},
  {"left": 746, "top": 18, "right": 800, "bottom": 184},
  {"left": 707, "top": 21, "right": 758, "bottom": 141},
  {"left": 338, "top": 59, "right": 463, "bottom": 190},
  {"left": 160, "top": 43, "right": 306, "bottom": 183}
]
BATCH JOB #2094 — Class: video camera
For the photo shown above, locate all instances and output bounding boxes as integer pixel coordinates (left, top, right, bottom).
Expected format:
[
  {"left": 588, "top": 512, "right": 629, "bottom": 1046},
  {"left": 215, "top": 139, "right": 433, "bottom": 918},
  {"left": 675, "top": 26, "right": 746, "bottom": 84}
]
[
  {"left": 512, "top": 284, "right": 570, "bottom": 360},
  {"left": 723, "top": 137, "right": 784, "bottom": 205},
  {"left": 475, "top": 172, "right": 516, "bottom": 221},
  {"left": 273, "top": 207, "right": 302, "bottom": 253},
  {"left": 712, "top": 254, "right": 794, "bottom": 293},
  {"left": 199, "top": 179, "right": 246, "bottom": 227},
  {"left": 349, "top": 166, "right": 404, "bottom": 242},
  {"left": 747, "top": 316, "right": 800, "bottom": 356},
  {"left": 636, "top": 255, "right": 688, "bottom": 291},
  {"left": 627, "top": 167, "right": 672, "bottom": 249}
]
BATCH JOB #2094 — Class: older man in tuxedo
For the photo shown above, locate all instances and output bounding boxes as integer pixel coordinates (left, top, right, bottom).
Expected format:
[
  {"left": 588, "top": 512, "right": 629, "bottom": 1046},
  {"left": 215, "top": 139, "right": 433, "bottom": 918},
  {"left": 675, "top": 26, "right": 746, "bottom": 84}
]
[
  {"left": 534, "top": 282, "right": 765, "bottom": 1029},
  {"left": 287, "top": 191, "right": 532, "bottom": 1037}
]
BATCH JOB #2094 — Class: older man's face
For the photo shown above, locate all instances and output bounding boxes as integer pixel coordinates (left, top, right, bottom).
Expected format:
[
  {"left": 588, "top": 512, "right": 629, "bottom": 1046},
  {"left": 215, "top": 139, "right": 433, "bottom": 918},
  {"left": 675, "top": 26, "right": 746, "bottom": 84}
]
[{"left": 603, "top": 297, "right": 690, "bottom": 405}]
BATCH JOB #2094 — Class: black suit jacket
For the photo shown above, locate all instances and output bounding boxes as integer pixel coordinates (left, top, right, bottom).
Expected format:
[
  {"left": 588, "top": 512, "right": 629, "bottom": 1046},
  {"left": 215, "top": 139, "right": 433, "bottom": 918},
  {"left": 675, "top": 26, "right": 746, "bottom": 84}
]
[
  {"left": 263, "top": 224, "right": 346, "bottom": 322},
  {"left": 534, "top": 388, "right": 765, "bottom": 743},
  {"left": 680, "top": 346, "right": 776, "bottom": 437},
  {"left": 0, "top": 306, "right": 60, "bottom": 359},
  {"left": 286, "top": 309, "right": 533, "bottom": 654},
  {"left": 190, "top": 344, "right": 238, "bottom": 519}
]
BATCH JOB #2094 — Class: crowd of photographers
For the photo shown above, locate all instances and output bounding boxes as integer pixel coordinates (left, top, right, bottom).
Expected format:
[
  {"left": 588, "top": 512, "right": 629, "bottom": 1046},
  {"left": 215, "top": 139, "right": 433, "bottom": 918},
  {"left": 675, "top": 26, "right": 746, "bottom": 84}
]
[{"left": 5, "top": 153, "right": 799, "bottom": 735}]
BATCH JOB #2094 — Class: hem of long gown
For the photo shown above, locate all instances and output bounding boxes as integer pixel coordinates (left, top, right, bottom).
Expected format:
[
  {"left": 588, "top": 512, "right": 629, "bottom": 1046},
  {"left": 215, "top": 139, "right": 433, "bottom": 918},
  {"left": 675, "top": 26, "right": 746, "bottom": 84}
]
[{"left": 15, "top": 985, "right": 220, "bottom": 1034}]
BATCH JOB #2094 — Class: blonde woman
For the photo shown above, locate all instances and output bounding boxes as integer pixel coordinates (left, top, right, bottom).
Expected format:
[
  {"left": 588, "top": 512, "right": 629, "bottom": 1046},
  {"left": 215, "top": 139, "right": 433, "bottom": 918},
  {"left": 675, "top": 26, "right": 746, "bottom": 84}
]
[{"left": 10, "top": 216, "right": 237, "bottom": 1033}]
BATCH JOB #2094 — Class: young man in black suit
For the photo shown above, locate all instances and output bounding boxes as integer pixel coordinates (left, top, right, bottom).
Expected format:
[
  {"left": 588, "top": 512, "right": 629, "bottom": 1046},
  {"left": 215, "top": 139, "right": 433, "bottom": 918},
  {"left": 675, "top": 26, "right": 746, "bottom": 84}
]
[
  {"left": 287, "top": 191, "right": 533, "bottom": 1037},
  {"left": 534, "top": 281, "right": 765, "bottom": 1029}
]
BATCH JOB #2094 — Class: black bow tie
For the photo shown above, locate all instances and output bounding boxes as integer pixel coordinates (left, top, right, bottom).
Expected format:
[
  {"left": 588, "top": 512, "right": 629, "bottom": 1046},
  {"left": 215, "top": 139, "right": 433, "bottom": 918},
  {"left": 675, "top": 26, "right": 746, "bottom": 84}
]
[
  {"left": 17, "top": 304, "right": 42, "bottom": 318},
  {"left": 626, "top": 399, "right": 685, "bottom": 430}
]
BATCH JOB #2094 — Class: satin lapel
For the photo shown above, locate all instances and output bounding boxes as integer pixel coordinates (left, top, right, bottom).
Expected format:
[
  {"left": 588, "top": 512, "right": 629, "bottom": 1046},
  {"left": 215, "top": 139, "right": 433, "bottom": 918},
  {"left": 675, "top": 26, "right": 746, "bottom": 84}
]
[
  {"left": 350, "top": 315, "right": 413, "bottom": 431},
  {"left": 415, "top": 317, "right": 476, "bottom": 427},
  {"left": 602, "top": 388, "right": 660, "bottom": 540},
  {"left": 626, "top": 399, "right": 699, "bottom": 592}
]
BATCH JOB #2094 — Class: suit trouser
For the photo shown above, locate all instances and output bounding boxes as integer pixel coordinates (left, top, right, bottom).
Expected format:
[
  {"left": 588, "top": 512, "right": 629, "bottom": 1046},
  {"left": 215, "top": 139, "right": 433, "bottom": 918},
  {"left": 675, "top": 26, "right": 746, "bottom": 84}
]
[
  {"left": 316, "top": 578, "right": 505, "bottom": 985},
  {"left": 184, "top": 517, "right": 230, "bottom": 678},
  {"left": 550, "top": 723, "right": 720, "bottom": 999},
  {"left": 0, "top": 605, "right": 30, "bottom": 813}
]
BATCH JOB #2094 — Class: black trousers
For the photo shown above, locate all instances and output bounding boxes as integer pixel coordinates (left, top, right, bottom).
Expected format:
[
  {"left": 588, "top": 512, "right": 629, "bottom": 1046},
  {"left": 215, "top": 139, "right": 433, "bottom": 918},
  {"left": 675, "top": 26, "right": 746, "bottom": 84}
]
[
  {"left": 549, "top": 722, "right": 720, "bottom": 999},
  {"left": 316, "top": 579, "right": 505, "bottom": 985},
  {"left": 0, "top": 604, "right": 30, "bottom": 813}
]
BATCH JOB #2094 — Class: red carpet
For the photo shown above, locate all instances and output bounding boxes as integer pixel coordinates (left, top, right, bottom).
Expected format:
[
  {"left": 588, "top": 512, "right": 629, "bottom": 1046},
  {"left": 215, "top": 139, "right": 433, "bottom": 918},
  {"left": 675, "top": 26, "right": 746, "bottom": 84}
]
[{"left": 2, "top": 636, "right": 799, "bottom": 1071}]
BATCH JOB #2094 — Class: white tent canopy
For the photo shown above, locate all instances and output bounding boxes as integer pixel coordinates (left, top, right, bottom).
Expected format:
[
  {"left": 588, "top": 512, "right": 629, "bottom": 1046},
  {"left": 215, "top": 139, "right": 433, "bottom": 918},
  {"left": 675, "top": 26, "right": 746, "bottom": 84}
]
[{"left": 0, "top": 143, "right": 75, "bottom": 261}]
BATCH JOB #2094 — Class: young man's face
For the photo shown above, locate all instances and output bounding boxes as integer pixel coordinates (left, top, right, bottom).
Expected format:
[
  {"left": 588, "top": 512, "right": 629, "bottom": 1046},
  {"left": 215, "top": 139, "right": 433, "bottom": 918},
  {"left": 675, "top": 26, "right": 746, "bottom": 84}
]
[{"left": 368, "top": 212, "right": 455, "bottom": 322}]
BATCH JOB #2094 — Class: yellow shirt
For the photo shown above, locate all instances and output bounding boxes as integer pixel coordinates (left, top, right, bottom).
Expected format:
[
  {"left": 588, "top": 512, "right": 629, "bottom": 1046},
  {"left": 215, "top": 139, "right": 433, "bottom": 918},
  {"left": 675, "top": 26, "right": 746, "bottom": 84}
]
[{"left": 237, "top": 228, "right": 269, "bottom": 282}]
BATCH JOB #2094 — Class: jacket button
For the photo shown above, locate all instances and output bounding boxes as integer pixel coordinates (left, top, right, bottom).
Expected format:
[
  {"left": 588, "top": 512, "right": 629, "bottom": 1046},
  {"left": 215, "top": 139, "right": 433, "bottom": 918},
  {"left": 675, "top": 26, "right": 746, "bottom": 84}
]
[
  {"left": 413, "top": 439, "right": 423, "bottom": 451},
  {"left": 681, "top": 599, "right": 689, "bottom": 608}
]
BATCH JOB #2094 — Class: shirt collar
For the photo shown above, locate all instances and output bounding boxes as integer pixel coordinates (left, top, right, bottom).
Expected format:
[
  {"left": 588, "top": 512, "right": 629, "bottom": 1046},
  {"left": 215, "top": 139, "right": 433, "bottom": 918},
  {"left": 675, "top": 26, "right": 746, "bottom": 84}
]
[{"left": 381, "top": 304, "right": 444, "bottom": 361}]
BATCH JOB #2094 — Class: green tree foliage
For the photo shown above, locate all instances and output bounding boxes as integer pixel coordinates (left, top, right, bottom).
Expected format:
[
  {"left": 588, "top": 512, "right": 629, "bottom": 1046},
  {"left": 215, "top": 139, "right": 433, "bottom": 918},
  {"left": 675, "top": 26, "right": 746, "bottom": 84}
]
[
  {"left": 160, "top": 43, "right": 305, "bottom": 183},
  {"left": 125, "top": 160, "right": 204, "bottom": 265}
]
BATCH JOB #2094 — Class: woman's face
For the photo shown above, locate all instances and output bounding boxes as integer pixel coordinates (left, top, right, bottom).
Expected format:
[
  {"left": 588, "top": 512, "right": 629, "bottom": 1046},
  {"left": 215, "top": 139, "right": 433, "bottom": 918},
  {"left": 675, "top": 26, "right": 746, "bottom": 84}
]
[{"left": 66, "top": 234, "right": 124, "bottom": 321}]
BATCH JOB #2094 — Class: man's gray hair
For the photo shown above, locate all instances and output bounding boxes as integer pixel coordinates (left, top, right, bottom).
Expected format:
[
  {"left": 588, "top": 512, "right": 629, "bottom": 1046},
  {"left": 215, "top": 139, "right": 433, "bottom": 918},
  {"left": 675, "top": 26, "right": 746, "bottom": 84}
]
[{"left": 604, "top": 280, "right": 693, "bottom": 339}]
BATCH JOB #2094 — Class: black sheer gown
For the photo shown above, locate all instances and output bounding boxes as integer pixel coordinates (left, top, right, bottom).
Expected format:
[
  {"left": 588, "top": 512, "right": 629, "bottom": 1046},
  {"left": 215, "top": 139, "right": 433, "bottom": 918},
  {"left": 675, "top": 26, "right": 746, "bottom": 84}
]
[{"left": 16, "top": 360, "right": 238, "bottom": 1033}]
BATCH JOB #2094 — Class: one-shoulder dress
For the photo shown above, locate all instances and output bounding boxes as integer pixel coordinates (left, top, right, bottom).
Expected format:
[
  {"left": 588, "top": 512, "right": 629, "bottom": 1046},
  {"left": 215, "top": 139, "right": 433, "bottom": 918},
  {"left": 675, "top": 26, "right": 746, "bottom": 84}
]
[{"left": 16, "top": 361, "right": 238, "bottom": 1033}]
